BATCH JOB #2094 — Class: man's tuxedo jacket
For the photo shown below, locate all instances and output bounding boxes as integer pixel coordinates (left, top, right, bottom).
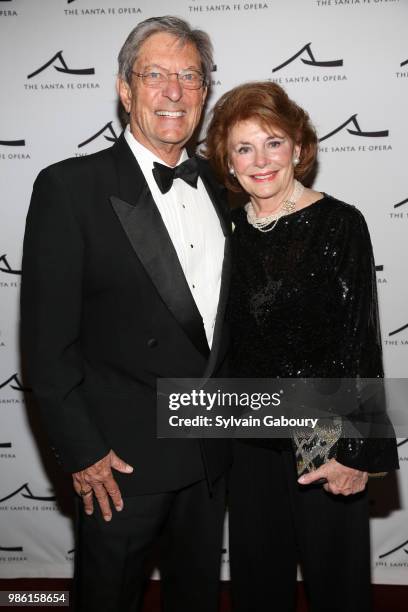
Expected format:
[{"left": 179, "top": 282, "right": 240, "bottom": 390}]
[{"left": 21, "top": 134, "right": 231, "bottom": 496}]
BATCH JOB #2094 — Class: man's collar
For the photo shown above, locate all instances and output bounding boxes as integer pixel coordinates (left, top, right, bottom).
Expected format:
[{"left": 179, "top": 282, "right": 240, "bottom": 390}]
[{"left": 124, "top": 124, "right": 188, "bottom": 168}]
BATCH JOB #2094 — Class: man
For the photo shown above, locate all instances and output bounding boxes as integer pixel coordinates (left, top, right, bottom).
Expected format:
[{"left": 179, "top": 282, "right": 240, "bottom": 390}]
[{"left": 21, "top": 16, "right": 230, "bottom": 612}]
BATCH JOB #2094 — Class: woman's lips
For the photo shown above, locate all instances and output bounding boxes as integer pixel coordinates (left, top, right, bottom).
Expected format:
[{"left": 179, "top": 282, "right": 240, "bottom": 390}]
[{"left": 250, "top": 170, "right": 278, "bottom": 183}]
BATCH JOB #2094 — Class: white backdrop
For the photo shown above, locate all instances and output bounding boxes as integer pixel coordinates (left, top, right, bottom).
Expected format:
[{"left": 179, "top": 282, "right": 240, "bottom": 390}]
[{"left": 1, "top": 0, "right": 407, "bottom": 584}]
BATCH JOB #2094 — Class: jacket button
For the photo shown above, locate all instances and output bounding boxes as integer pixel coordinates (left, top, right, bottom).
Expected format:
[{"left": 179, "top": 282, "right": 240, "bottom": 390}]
[{"left": 147, "top": 338, "right": 158, "bottom": 348}]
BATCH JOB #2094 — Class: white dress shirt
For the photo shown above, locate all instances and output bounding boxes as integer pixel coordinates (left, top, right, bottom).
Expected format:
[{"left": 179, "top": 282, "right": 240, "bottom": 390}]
[{"left": 124, "top": 126, "right": 225, "bottom": 348}]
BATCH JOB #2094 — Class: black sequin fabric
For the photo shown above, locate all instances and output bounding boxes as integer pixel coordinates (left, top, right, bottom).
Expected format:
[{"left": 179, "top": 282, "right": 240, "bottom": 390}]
[{"left": 228, "top": 195, "right": 399, "bottom": 472}]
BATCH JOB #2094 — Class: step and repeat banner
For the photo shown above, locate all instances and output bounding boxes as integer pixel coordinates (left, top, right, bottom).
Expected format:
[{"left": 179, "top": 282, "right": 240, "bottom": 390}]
[{"left": 1, "top": 0, "right": 408, "bottom": 584}]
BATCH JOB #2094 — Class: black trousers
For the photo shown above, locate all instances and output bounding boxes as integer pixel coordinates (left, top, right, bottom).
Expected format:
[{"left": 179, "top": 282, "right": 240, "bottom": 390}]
[
  {"left": 229, "top": 442, "right": 371, "bottom": 612},
  {"left": 73, "top": 476, "right": 226, "bottom": 612}
]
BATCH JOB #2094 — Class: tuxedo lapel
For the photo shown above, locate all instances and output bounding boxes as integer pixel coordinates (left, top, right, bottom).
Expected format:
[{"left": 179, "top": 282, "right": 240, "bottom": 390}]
[
  {"left": 110, "top": 135, "right": 209, "bottom": 358},
  {"left": 203, "top": 237, "right": 231, "bottom": 379},
  {"left": 196, "top": 157, "right": 232, "bottom": 378},
  {"left": 197, "top": 156, "right": 230, "bottom": 238}
]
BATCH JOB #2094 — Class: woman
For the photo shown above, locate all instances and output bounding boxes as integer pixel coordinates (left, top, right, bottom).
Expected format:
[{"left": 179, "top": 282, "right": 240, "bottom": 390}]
[{"left": 204, "top": 82, "right": 398, "bottom": 612}]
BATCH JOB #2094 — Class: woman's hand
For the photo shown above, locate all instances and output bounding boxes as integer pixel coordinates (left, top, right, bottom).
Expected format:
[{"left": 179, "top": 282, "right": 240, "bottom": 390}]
[{"left": 297, "top": 458, "right": 368, "bottom": 495}]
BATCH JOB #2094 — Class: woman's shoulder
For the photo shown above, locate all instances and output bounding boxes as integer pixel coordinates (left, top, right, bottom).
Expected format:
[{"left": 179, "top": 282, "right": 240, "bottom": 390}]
[
  {"left": 321, "top": 194, "right": 365, "bottom": 221},
  {"left": 319, "top": 195, "right": 372, "bottom": 247},
  {"left": 317, "top": 194, "right": 369, "bottom": 232},
  {"left": 230, "top": 194, "right": 369, "bottom": 235},
  {"left": 231, "top": 205, "right": 247, "bottom": 224}
]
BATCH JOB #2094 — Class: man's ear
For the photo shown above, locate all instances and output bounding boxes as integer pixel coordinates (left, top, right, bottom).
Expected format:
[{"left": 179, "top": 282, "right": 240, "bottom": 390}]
[
  {"left": 117, "top": 77, "right": 132, "bottom": 114},
  {"left": 201, "top": 85, "right": 208, "bottom": 107}
]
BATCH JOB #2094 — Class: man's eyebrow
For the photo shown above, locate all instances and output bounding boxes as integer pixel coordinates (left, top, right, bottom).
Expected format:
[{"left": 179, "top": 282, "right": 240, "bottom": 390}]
[
  {"left": 141, "top": 63, "right": 165, "bottom": 71},
  {"left": 141, "top": 63, "right": 202, "bottom": 71}
]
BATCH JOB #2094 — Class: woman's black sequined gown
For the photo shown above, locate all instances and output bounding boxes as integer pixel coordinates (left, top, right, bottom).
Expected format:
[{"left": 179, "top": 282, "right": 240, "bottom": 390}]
[{"left": 228, "top": 195, "right": 398, "bottom": 471}]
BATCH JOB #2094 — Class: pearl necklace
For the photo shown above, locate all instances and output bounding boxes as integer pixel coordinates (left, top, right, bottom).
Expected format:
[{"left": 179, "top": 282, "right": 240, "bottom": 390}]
[{"left": 245, "top": 179, "right": 305, "bottom": 232}]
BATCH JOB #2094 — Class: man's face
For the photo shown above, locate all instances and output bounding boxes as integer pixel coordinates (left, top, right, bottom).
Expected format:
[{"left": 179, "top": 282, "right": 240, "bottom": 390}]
[{"left": 118, "top": 32, "right": 207, "bottom": 163}]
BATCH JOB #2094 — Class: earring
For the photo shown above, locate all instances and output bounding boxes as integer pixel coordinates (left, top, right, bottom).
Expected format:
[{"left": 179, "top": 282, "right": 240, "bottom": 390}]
[
  {"left": 293, "top": 156, "right": 300, "bottom": 166},
  {"left": 229, "top": 167, "right": 236, "bottom": 176}
]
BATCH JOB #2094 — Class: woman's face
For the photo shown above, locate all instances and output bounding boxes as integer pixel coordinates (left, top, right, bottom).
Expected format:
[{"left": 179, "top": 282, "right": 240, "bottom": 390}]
[{"left": 227, "top": 118, "right": 301, "bottom": 207}]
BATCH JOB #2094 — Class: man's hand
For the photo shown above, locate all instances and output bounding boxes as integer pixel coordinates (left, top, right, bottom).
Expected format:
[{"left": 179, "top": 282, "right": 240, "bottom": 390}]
[
  {"left": 297, "top": 458, "right": 368, "bottom": 496},
  {"left": 72, "top": 450, "right": 133, "bottom": 521}
]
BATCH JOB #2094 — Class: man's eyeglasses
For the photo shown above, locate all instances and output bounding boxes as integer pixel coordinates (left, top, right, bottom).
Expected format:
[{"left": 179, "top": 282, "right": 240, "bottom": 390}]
[{"left": 132, "top": 68, "right": 205, "bottom": 90}]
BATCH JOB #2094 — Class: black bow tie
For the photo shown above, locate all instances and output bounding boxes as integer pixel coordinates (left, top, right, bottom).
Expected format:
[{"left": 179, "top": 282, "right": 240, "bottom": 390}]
[{"left": 152, "top": 157, "right": 199, "bottom": 194}]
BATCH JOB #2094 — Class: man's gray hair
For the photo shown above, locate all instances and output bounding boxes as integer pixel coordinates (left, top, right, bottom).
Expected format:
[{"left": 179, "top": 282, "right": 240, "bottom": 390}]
[{"left": 118, "top": 15, "right": 214, "bottom": 86}]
